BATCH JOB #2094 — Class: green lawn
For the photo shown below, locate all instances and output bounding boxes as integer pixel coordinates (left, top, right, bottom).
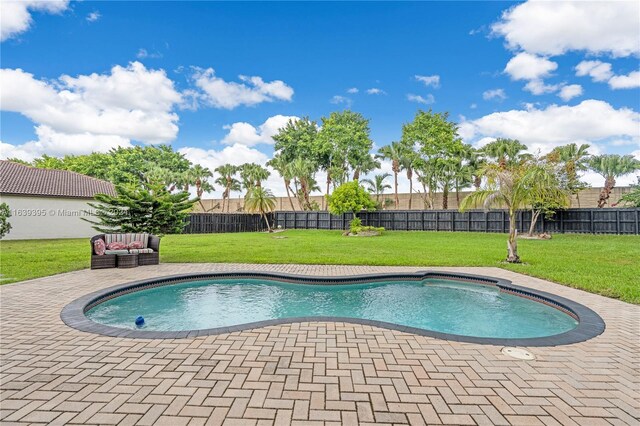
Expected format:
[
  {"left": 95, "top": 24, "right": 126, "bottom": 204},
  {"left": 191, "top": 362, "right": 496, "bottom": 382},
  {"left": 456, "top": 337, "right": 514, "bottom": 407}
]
[{"left": 1, "top": 230, "right": 638, "bottom": 303}]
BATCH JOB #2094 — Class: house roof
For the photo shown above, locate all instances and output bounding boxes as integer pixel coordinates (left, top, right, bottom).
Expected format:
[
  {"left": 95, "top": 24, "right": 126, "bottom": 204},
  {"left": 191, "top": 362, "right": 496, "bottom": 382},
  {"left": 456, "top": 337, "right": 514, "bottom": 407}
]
[{"left": 0, "top": 160, "right": 116, "bottom": 199}]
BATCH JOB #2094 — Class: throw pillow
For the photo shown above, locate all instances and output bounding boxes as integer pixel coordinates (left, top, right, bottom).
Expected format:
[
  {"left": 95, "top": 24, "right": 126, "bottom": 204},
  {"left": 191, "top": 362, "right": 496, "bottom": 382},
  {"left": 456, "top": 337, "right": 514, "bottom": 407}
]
[{"left": 93, "top": 239, "right": 106, "bottom": 255}]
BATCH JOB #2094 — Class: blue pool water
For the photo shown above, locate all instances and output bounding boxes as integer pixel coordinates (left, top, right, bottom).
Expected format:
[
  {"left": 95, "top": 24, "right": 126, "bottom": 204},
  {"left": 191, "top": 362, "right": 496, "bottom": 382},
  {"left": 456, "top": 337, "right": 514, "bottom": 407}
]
[{"left": 86, "top": 279, "right": 578, "bottom": 338}]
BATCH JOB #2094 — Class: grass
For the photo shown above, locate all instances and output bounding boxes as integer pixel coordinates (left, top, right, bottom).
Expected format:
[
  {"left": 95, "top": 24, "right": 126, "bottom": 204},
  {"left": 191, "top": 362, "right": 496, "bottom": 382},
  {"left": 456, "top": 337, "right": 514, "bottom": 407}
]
[{"left": 1, "top": 230, "right": 638, "bottom": 303}]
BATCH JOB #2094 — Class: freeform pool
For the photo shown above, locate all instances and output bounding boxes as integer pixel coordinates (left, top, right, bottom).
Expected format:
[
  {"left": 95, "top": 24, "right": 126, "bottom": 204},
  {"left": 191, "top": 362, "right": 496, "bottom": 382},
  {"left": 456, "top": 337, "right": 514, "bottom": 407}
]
[{"left": 62, "top": 272, "right": 606, "bottom": 346}]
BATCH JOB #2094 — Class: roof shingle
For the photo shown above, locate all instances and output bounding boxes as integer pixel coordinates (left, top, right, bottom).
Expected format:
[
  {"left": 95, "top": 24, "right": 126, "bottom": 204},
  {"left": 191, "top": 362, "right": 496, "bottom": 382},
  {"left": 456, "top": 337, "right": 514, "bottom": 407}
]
[{"left": 0, "top": 160, "right": 116, "bottom": 198}]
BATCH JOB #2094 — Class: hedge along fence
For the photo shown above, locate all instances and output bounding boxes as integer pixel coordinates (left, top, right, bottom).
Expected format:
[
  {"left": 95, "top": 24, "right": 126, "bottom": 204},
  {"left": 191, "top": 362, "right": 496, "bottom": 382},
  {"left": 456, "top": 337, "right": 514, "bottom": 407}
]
[
  {"left": 273, "top": 208, "right": 640, "bottom": 235},
  {"left": 184, "top": 209, "right": 640, "bottom": 235}
]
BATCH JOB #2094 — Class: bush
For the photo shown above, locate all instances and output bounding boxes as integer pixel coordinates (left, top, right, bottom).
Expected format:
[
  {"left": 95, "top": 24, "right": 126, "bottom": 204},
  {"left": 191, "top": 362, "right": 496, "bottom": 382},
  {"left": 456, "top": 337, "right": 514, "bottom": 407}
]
[
  {"left": 349, "top": 217, "right": 362, "bottom": 233},
  {"left": 0, "top": 202, "right": 12, "bottom": 239},
  {"left": 327, "top": 181, "right": 377, "bottom": 216}
]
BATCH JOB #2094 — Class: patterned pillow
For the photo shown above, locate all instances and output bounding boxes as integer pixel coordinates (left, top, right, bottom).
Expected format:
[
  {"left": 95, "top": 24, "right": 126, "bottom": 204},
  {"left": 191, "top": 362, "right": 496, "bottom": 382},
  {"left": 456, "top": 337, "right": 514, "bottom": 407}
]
[
  {"left": 107, "top": 241, "right": 128, "bottom": 250},
  {"left": 128, "top": 240, "right": 144, "bottom": 249},
  {"left": 93, "top": 239, "right": 106, "bottom": 256}
]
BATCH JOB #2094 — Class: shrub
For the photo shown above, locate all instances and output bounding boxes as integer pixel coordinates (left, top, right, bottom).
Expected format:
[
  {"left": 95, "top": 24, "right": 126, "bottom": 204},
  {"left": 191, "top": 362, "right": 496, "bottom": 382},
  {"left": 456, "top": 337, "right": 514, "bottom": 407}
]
[
  {"left": 349, "top": 217, "right": 362, "bottom": 233},
  {"left": 0, "top": 202, "right": 12, "bottom": 239},
  {"left": 327, "top": 181, "right": 377, "bottom": 216}
]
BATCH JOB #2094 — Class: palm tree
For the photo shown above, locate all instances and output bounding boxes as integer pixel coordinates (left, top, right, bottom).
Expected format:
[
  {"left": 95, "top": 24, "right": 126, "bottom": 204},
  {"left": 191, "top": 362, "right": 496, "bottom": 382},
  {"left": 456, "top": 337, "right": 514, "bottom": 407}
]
[
  {"left": 377, "top": 142, "right": 403, "bottom": 209},
  {"left": 589, "top": 154, "right": 640, "bottom": 208},
  {"left": 268, "top": 155, "right": 297, "bottom": 211},
  {"left": 460, "top": 162, "right": 559, "bottom": 263},
  {"left": 482, "top": 138, "right": 530, "bottom": 169},
  {"left": 399, "top": 146, "right": 417, "bottom": 209},
  {"left": 189, "top": 164, "right": 214, "bottom": 211},
  {"left": 548, "top": 143, "right": 591, "bottom": 206},
  {"left": 240, "top": 163, "right": 271, "bottom": 197},
  {"left": 362, "top": 173, "right": 392, "bottom": 204},
  {"left": 214, "top": 164, "right": 239, "bottom": 213},
  {"left": 290, "top": 158, "right": 316, "bottom": 210},
  {"left": 244, "top": 187, "right": 276, "bottom": 232},
  {"left": 352, "top": 154, "right": 381, "bottom": 181}
]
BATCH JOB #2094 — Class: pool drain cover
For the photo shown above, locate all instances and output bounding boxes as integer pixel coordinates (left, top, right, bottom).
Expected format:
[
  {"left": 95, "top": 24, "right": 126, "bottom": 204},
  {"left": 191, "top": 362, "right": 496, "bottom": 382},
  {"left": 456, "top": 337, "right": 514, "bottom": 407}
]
[{"left": 501, "top": 347, "right": 535, "bottom": 360}]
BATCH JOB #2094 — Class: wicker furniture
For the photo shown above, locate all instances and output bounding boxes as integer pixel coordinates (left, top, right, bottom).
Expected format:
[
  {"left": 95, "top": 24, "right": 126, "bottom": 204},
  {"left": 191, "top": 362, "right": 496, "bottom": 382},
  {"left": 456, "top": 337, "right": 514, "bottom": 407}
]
[
  {"left": 90, "top": 233, "right": 161, "bottom": 269},
  {"left": 117, "top": 253, "right": 138, "bottom": 268}
]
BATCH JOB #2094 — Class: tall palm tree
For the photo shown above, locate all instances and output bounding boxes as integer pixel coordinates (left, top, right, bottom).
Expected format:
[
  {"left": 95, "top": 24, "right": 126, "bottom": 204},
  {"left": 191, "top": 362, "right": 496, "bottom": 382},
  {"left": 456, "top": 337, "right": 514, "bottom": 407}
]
[
  {"left": 589, "top": 154, "right": 640, "bottom": 208},
  {"left": 214, "top": 164, "right": 239, "bottom": 213},
  {"left": 377, "top": 142, "right": 403, "bottom": 209},
  {"left": 399, "top": 146, "right": 418, "bottom": 209},
  {"left": 190, "top": 164, "right": 214, "bottom": 211},
  {"left": 240, "top": 163, "right": 271, "bottom": 197},
  {"left": 244, "top": 187, "right": 276, "bottom": 232},
  {"left": 268, "top": 155, "right": 297, "bottom": 211},
  {"left": 361, "top": 173, "right": 392, "bottom": 204},
  {"left": 352, "top": 154, "right": 381, "bottom": 181},
  {"left": 482, "top": 138, "right": 530, "bottom": 169},
  {"left": 548, "top": 143, "right": 591, "bottom": 206},
  {"left": 460, "top": 162, "right": 559, "bottom": 263},
  {"left": 290, "top": 158, "right": 317, "bottom": 210}
]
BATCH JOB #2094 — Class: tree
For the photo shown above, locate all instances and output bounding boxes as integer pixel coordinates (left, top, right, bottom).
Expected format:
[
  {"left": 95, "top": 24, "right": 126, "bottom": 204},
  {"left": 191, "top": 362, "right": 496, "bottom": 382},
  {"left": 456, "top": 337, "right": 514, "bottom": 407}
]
[
  {"left": 244, "top": 187, "right": 276, "bottom": 232},
  {"left": 327, "top": 181, "right": 377, "bottom": 217},
  {"left": 240, "top": 163, "right": 270, "bottom": 197},
  {"left": 377, "top": 142, "right": 403, "bottom": 208},
  {"left": 361, "top": 173, "right": 392, "bottom": 204},
  {"left": 189, "top": 164, "right": 214, "bottom": 210},
  {"left": 525, "top": 160, "right": 571, "bottom": 236},
  {"left": 215, "top": 164, "right": 239, "bottom": 212},
  {"left": 268, "top": 154, "right": 297, "bottom": 211},
  {"left": 482, "top": 138, "right": 530, "bottom": 169},
  {"left": 589, "top": 154, "right": 640, "bottom": 208},
  {"left": 459, "top": 162, "right": 559, "bottom": 263},
  {"left": 317, "top": 110, "right": 374, "bottom": 191},
  {"left": 547, "top": 143, "right": 591, "bottom": 206},
  {"left": 85, "top": 182, "right": 196, "bottom": 235},
  {"left": 290, "top": 158, "right": 317, "bottom": 210},
  {"left": 616, "top": 177, "right": 640, "bottom": 207},
  {"left": 0, "top": 203, "right": 12, "bottom": 239}
]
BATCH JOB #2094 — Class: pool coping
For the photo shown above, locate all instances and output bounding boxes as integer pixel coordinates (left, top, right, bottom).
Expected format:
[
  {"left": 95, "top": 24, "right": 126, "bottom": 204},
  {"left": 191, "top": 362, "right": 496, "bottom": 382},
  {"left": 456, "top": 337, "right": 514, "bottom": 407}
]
[{"left": 60, "top": 270, "right": 606, "bottom": 346}]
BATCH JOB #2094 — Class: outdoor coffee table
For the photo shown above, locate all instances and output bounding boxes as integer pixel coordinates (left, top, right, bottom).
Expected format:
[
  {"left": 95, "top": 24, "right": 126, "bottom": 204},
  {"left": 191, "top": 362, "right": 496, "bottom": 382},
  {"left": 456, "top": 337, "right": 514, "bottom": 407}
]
[{"left": 117, "top": 253, "right": 138, "bottom": 268}]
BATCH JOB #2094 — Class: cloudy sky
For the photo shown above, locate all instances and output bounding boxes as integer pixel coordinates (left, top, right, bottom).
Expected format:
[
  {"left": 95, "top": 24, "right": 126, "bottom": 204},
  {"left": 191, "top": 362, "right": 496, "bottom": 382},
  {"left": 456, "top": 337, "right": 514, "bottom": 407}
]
[{"left": 1, "top": 1, "right": 639, "bottom": 196}]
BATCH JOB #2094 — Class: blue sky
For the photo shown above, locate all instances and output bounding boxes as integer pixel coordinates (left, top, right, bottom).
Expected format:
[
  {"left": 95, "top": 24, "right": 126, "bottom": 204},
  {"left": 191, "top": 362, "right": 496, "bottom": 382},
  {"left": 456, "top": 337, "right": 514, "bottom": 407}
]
[{"left": 1, "top": 1, "right": 639, "bottom": 194}]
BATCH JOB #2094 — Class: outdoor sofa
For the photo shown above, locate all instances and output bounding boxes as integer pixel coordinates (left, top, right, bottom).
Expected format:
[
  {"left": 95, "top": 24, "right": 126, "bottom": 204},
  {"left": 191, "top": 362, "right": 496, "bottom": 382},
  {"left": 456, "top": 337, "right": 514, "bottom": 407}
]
[{"left": 90, "top": 233, "right": 160, "bottom": 269}]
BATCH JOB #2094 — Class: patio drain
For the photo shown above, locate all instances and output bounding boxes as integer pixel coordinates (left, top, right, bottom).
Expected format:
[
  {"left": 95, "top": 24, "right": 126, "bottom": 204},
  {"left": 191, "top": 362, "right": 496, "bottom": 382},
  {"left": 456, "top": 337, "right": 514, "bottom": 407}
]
[{"left": 502, "top": 347, "right": 536, "bottom": 360}]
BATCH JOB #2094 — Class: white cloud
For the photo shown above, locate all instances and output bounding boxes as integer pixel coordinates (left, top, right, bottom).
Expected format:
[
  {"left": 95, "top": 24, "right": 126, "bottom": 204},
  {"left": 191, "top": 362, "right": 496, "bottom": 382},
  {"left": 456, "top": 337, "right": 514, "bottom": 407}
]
[
  {"left": 482, "top": 89, "right": 507, "bottom": 101},
  {"left": 575, "top": 60, "right": 640, "bottom": 90},
  {"left": 504, "top": 52, "right": 557, "bottom": 81},
  {"left": 347, "top": 87, "right": 359, "bottom": 94},
  {"left": 221, "top": 115, "right": 298, "bottom": 147},
  {"left": 0, "top": 62, "right": 182, "bottom": 159},
  {"left": 136, "top": 48, "right": 163, "bottom": 59},
  {"left": 330, "top": 95, "right": 352, "bottom": 107},
  {"left": 558, "top": 84, "right": 583, "bottom": 102},
  {"left": 407, "top": 94, "right": 435, "bottom": 104},
  {"left": 492, "top": 1, "right": 640, "bottom": 57},
  {"left": 575, "top": 60, "right": 613, "bottom": 82},
  {"left": 366, "top": 88, "right": 386, "bottom": 95},
  {"left": 1, "top": 0, "right": 69, "bottom": 41},
  {"left": 86, "top": 11, "right": 101, "bottom": 23},
  {"left": 608, "top": 70, "right": 640, "bottom": 89},
  {"left": 470, "top": 103, "right": 477, "bottom": 109},
  {"left": 460, "top": 100, "right": 640, "bottom": 155},
  {"left": 191, "top": 68, "right": 294, "bottom": 109},
  {"left": 415, "top": 75, "right": 440, "bottom": 88},
  {"left": 523, "top": 79, "right": 559, "bottom": 95}
]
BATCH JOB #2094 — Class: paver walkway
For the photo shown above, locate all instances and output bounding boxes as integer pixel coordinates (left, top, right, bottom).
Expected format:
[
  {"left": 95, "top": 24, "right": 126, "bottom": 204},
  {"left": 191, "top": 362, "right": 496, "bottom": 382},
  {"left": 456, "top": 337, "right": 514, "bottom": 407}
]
[{"left": 1, "top": 263, "right": 638, "bottom": 425}]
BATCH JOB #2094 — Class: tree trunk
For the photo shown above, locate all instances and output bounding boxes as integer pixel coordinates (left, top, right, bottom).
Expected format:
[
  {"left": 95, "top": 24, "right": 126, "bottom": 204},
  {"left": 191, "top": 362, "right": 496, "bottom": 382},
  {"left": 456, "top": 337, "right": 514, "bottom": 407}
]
[
  {"left": 261, "top": 211, "right": 272, "bottom": 232},
  {"left": 507, "top": 211, "right": 521, "bottom": 263},
  {"left": 407, "top": 169, "right": 413, "bottom": 210},
  {"left": 597, "top": 177, "right": 615, "bottom": 208},
  {"left": 442, "top": 185, "right": 449, "bottom": 210},
  {"left": 394, "top": 171, "right": 399, "bottom": 209},
  {"left": 474, "top": 175, "right": 481, "bottom": 190},
  {"left": 528, "top": 209, "right": 541, "bottom": 237},
  {"left": 284, "top": 179, "right": 296, "bottom": 211}
]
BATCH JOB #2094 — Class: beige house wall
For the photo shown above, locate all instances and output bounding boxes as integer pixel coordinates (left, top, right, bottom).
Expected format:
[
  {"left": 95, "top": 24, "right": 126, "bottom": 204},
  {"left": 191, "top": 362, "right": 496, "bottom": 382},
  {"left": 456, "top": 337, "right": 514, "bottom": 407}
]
[
  {"left": 1, "top": 195, "right": 100, "bottom": 240},
  {"left": 194, "top": 187, "right": 633, "bottom": 213}
]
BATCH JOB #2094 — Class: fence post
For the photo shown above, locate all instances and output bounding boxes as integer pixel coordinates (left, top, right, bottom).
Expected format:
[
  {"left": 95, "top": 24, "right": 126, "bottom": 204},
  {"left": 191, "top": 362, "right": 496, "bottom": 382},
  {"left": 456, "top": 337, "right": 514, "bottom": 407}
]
[
  {"left": 637, "top": 209, "right": 639, "bottom": 235},
  {"left": 435, "top": 211, "right": 439, "bottom": 231},
  {"left": 451, "top": 211, "right": 455, "bottom": 232},
  {"left": 615, "top": 209, "right": 620, "bottom": 235},
  {"left": 405, "top": 211, "right": 409, "bottom": 230},
  {"left": 589, "top": 209, "right": 593, "bottom": 234},
  {"left": 485, "top": 211, "right": 489, "bottom": 232}
]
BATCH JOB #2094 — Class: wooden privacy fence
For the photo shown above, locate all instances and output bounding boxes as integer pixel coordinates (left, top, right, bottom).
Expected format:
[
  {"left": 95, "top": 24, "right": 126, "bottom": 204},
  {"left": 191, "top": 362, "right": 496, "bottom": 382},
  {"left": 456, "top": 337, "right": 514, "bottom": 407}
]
[
  {"left": 184, "top": 213, "right": 272, "bottom": 234},
  {"left": 273, "top": 208, "right": 640, "bottom": 235},
  {"left": 184, "top": 209, "right": 640, "bottom": 235}
]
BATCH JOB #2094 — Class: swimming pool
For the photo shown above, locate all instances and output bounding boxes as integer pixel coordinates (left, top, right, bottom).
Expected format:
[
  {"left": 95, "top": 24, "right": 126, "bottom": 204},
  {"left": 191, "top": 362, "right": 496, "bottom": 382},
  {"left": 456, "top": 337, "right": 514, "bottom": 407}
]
[{"left": 62, "top": 271, "right": 605, "bottom": 346}]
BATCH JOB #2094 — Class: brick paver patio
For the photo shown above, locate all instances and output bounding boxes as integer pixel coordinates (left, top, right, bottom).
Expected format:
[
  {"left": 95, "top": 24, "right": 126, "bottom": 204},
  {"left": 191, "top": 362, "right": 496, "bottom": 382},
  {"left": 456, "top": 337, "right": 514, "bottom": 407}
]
[{"left": 1, "top": 263, "right": 638, "bottom": 425}]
